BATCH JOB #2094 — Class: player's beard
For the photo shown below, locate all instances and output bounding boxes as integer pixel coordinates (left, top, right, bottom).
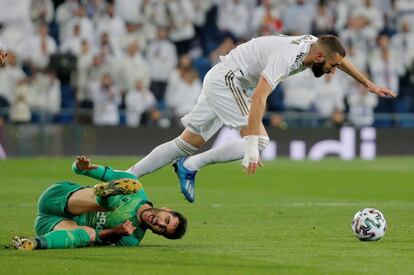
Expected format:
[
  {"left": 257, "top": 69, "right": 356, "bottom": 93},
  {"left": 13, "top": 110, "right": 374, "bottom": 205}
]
[
  {"left": 140, "top": 208, "right": 160, "bottom": 230},
  {"left": 311, "top": 61, "right": 325, "bottom": 78}
]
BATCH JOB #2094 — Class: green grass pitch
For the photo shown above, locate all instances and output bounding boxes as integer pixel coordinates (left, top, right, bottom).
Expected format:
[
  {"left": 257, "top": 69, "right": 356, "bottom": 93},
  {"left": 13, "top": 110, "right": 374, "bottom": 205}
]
[{"left": 1, "top": 157, "right": 414, "bottom": 274}]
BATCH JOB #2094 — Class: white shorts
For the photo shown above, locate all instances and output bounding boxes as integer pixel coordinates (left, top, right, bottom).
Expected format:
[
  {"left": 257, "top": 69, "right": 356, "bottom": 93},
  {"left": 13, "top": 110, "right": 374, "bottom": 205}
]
[{"left": 181, "top": 62, "right": 251, "bottom": 141}]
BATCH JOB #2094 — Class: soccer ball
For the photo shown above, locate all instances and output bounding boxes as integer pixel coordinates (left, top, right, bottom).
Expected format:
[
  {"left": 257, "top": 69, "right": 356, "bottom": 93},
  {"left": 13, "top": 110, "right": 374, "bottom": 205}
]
[{"left": 351, "top": 208, "right": 387, "bottom": 241}]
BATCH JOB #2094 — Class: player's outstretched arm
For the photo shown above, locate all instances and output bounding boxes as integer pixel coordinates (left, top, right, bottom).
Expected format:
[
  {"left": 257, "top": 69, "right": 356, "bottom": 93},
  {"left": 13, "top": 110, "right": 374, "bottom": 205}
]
[
  {"left": 242, "top": 76, "right": 273, "bottom": 175},
  {"left": 72, "top": 155, "right": 137, "bottom": 181},
  {"left": 338, "top": 58, "right": 397, "bottom": 98}
]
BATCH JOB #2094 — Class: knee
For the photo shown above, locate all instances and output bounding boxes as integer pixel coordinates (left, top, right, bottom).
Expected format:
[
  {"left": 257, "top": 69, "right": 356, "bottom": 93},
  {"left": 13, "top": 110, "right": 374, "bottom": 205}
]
[
  {"left": 79, "top": 226, "right": 96, "bottom": 242},
  {"left": 258, "top": 136, "right": 270, "bottom": 152},
  {"left": 175, "top": 136, "right": 201, "bottom": 155}
]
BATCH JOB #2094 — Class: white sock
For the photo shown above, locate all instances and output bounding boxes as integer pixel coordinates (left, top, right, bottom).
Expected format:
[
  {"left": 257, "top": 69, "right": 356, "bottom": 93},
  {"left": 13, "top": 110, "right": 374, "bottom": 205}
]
[
  {"left": 184, "top": 137, "right": 269, "bottom": 171},
  {"left": 184, "top": 139, "right": 244, "bottom": 171},
  {"left": 127, "top": 137, "right": 198, "bottom": 177}
]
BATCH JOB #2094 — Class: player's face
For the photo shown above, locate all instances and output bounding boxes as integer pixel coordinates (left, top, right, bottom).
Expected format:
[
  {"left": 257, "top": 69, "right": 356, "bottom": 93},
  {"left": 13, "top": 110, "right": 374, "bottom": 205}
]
[
  {"left": 140, "top": 208, "right": 179, "bottom": 237},
  {"left": 312, "top": 53, "right": 344, "bottom": 78}
]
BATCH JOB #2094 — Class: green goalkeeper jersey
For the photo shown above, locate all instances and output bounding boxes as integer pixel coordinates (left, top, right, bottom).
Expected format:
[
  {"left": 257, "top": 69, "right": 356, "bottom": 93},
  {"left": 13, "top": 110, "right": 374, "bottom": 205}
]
[{"left": 72, "top": 163, "right": 151, "bottom": 246}]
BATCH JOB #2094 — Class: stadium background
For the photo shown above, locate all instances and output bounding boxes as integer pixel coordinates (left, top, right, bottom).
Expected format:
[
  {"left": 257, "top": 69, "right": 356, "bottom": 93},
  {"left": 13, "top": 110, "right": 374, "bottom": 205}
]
[
  {"left": 0, "top": 0, "right": 414, "bottom": 158},
  {"left": 1, "top": 1, "right": 414, "bottom": 274}
]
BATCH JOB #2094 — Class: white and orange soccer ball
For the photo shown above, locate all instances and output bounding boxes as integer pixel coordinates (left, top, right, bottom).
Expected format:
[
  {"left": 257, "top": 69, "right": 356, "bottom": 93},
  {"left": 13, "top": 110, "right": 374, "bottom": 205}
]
[{"left": 351, "top": 208, "right": 387, "bottom": 241}]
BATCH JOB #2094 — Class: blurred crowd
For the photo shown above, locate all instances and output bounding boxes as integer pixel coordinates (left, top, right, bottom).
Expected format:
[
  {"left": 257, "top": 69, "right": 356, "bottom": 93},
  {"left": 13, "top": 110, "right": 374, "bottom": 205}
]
[{"left": 0, "top": 0, "right": 414, "bottom": 128}]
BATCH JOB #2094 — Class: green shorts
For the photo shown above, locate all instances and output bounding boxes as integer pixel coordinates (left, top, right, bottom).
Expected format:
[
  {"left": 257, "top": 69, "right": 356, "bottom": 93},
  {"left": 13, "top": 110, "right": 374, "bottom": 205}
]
[{"left": 34, "top": 181, "right": 84, "bottom": 236}]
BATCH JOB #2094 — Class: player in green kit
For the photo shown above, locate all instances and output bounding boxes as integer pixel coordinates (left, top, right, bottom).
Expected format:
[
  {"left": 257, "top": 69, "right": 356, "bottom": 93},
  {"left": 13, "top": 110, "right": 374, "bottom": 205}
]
[{"left": 11, "top": 156, "right": 187, "bottom": 250}]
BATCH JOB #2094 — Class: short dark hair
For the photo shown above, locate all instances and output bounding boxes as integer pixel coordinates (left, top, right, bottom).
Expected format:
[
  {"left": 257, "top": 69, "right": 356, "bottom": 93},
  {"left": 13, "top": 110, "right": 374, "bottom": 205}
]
[
  {"left": 317, "top": 35, "right": 346, "bottom": 57},
  {"left": 164, "top": 211, "right": 187, "bottom": 240}
]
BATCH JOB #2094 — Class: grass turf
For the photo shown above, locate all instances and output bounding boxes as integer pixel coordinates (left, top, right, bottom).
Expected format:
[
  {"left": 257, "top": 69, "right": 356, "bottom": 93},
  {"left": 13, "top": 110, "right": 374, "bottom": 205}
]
[{"left": 0, "top": 157, "right": 413, "bottom": 274}]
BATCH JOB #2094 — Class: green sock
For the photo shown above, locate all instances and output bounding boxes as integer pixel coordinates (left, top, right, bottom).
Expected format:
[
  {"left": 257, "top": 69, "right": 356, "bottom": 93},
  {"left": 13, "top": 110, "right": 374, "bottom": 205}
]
[
  {"left": 72, "top": 162, "right": 137, "bottom": 182},
  {"left": 36, "top": 228, "right": 91, "bottom": 249},
  {"left": 96, "top": 195, "right": 122, "bottom": 210}
]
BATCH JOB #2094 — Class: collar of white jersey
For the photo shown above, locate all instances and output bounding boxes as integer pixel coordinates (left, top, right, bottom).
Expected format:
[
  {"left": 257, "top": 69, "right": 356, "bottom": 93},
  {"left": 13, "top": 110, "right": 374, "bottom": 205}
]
[
  {"left": 288, "top": 38, "right": 314, "bottom": 74},
  {"left": 299, "top": 39, "right": 315, "bottom": 67}
]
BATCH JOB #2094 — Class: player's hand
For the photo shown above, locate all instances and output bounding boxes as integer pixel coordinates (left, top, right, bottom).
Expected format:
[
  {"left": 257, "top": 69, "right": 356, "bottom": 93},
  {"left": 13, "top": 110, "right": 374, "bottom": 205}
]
[
  {"left": 242, "top": 135, "right": 263, "bottom": 175},
  {"left": 75, "top": 155, "right": 98, "bottom": 171},
  {"left": 115, "top": 220, "right": 136, "bottom": 236},
  {"left": 368, "top": 83, "right": 397, "bottom": 98},
  {"left": 242, "top": 156, "right": 263, "bottom": 175},
  {"left": 0, "top": 50, "right": 8, "bottom": 66}
]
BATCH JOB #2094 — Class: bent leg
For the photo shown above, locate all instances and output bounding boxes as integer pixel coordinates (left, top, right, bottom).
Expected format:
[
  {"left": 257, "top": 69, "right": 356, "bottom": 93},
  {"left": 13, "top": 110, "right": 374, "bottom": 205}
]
[
  {"left": 126, "top": 129, "right": 203, "bottom": 177},
  {"left": 184, "top": 123, "right": 269, "bottom": 171},
  {"left": 66, "top": 188, "right": 107, "bottom": 215},
  {"left": 127, "top": 91, "right": 223, "bottom": 178},
  {"left": 180, "top": 128, "right": 206, "bottom": 148},
  {"left": 34, "top": 220, "right": 94, "bottom": 249},
  {"left": 67, "top": 184, "right": 134, "bottom": 213}
]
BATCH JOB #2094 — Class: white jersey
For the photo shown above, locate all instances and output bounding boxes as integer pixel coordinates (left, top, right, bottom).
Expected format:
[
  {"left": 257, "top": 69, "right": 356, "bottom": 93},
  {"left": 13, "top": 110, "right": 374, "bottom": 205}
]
[
  {"left": 182, "top": 34, "right": 318, "bottom": 141},
  {"left": 220, "top": 34, "right": 318, "bottom": 90}
]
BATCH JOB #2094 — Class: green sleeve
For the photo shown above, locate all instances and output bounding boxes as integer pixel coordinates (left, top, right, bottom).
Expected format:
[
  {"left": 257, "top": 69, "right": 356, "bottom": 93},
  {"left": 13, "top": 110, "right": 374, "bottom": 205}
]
[
  {"left": 72, "top": 162, "right": 138, "bottom": 182},
  {"left": 115, "top": 235, "right": 141, "bottom": 246}
]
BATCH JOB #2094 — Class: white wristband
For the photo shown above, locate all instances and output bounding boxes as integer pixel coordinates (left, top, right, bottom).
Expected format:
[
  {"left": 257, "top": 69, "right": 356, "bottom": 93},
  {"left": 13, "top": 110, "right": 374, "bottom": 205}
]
[
  {"left": 242, "top": 135, "right": 259, "bottom": 167},
  {"left": 245, "top": 135, "right": 259, "bottom": 155}
]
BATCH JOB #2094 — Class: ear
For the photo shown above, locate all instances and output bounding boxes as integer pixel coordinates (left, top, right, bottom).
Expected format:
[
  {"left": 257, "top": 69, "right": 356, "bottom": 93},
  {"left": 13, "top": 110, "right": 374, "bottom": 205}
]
[
  {"left": 161, "top": 207, "right": 172, "bottom": 212},
  {"left": 315, "top": 50, "right": 325, "bottom": 63}
]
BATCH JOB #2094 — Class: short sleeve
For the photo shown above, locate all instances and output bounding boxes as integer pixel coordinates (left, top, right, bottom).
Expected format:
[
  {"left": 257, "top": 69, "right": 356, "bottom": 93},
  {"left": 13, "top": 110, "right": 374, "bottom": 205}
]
[{"left": 261, "top": 54, "right": 290, "bottom": 90}]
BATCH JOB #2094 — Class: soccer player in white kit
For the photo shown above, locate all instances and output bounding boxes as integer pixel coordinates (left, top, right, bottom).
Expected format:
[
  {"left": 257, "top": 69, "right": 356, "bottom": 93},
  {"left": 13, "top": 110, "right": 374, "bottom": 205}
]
[{"left": 127, "top": 34, "right": 397, "bottom": 203}]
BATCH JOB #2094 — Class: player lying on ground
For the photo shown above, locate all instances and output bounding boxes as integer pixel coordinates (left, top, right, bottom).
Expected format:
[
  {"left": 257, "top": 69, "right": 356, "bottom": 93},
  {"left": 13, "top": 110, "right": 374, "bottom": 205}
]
[
  {"left": 126, "top": 34, "right": 397, "bottom": 203},
  {"left": 11, "top": 156, "right": 187, "bottom": 250}
]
